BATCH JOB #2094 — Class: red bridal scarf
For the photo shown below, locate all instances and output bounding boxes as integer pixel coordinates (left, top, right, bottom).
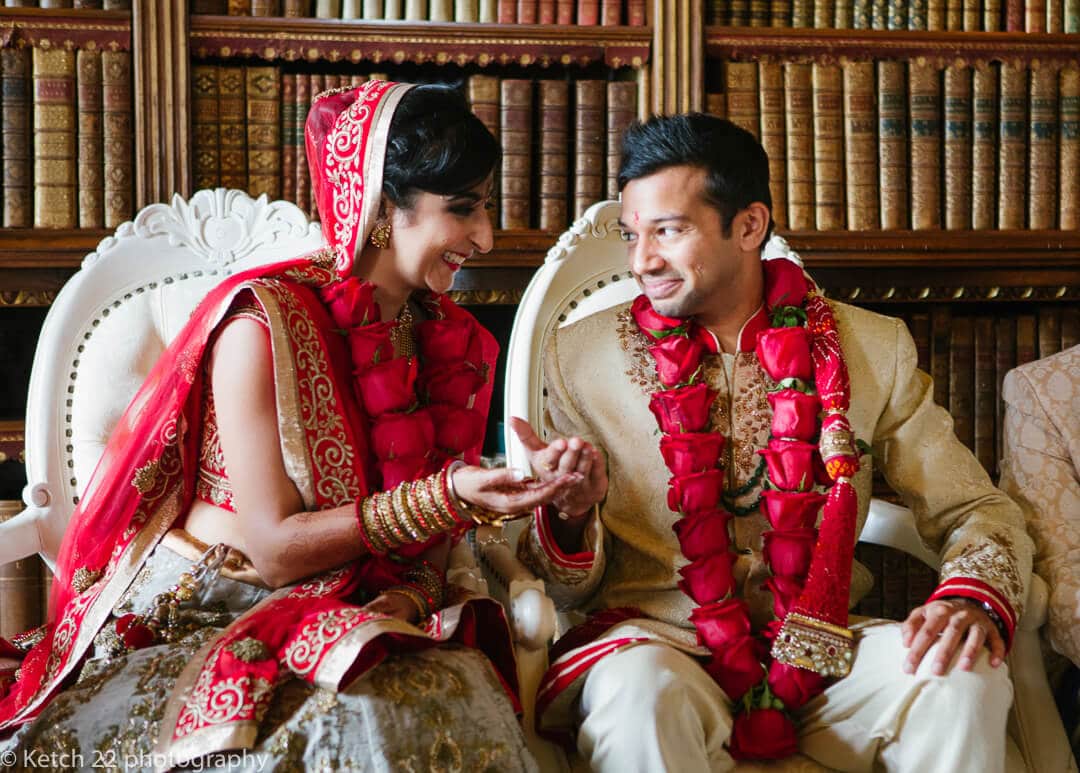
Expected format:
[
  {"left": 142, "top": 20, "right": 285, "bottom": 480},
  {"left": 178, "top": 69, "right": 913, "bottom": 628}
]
[
  {"left": 633, "top": 255, "right": 860, "bottom": 760},
  {"left": 0, "top": 81, "right": 512, "bottom": 751}
]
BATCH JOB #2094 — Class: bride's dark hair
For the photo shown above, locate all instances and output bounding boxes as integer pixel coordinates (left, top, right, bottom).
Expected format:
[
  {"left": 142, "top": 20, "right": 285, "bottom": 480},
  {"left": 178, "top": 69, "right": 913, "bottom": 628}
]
[{"left": 382, "top": 83, "right": 500, "bottom": 208}]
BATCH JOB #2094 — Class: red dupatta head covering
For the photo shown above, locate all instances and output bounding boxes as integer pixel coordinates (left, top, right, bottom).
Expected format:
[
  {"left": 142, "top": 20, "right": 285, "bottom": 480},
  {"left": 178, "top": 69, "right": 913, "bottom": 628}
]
[{"left": 305, "top": 79, "right": 414, "bottom": 278}]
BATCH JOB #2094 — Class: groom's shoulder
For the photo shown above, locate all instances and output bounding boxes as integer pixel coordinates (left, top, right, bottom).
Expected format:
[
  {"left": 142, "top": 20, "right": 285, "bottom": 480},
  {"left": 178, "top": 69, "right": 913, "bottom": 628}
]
[{"left": 548, "top": 299, "right": 636, "bottom": 365}]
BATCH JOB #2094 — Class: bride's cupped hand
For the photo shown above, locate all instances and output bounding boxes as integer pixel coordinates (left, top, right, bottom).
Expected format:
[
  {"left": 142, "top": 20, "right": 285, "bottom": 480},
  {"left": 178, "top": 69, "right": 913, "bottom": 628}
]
[{"left": 451, "top": 464, "right": 584, "bottom": 522}]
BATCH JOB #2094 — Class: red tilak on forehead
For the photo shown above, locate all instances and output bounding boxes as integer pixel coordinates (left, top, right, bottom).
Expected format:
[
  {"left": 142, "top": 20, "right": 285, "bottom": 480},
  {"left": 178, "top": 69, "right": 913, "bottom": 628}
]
[{"left": 633, "top": 211, "right": 640, "bottom": 225}]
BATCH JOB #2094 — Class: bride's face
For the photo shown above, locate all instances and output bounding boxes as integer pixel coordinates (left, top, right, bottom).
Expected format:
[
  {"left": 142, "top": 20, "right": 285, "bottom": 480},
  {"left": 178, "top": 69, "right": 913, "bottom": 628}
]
[{"left": 388, "top": 175, "right": 495, "bottom": 295}]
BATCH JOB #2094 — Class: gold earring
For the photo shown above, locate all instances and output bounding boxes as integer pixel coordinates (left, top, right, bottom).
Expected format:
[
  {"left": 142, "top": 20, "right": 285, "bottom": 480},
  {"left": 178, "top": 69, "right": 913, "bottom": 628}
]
[{"left": 369, "top": 218, "right": 391, "bottom": 249}]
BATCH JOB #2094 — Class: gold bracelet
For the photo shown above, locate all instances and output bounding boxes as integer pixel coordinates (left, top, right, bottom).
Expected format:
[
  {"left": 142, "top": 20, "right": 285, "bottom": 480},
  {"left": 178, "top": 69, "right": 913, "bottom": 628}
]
[
  {"left": 393, "top": 482, "right": 427, "bottom": 543},
  {"left": 419, "top": 475, "right": 454, "bottom": 531},
  {"left": 375, "top": 490, "right": 405, "bottom": 549},
  {"left": 360, "top": 498, "right": 390, "bottom": 554},
  {"left": 382, "top": 587, "right": 430, "bottom": 620},
  {"left": 407, "top": 479, "right": 436, "bottom": 534}
]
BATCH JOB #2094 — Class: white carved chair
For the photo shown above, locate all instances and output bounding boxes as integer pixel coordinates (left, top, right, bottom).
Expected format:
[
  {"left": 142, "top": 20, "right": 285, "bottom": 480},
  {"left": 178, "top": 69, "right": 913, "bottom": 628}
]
[
  {"left": 497, "top": 199, "right": 1075, "bottom": 772},
  {"left": 0, "top": 190, "right": 551, "bottom": 738}
]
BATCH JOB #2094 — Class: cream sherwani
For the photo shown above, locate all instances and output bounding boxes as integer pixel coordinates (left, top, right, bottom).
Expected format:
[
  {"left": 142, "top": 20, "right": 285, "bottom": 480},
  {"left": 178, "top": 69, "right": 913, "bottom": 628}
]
[{"left": 519, "top": 298, "right": 1032, "bottom": 772}]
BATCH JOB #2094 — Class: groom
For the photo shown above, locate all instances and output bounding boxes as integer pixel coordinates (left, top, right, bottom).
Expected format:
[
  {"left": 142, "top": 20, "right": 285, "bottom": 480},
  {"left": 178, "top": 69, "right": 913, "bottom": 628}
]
[{"left": 514, "top": 114, "right": 1031, "bottom": 772}]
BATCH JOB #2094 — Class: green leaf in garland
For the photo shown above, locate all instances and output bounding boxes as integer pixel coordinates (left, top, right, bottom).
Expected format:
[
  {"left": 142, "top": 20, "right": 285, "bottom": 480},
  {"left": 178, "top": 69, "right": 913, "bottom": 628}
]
[
  {"left": 644, "top": 323, "right": 691, "bottom": 340},
  {"left": 770, "top": 377, "right": 816, "bottom": 395},
  {"left": 769, "top": 305, "right": 808, "bottom": 329}
]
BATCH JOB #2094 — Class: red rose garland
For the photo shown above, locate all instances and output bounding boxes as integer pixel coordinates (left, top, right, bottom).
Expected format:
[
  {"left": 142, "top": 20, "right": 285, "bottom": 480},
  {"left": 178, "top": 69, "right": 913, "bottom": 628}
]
[
  {"left": 320, "top": 276, "right": 487, "bottom": 504},
  {"left": 633, "top": 258, "right": 860, "bottom": 760}
]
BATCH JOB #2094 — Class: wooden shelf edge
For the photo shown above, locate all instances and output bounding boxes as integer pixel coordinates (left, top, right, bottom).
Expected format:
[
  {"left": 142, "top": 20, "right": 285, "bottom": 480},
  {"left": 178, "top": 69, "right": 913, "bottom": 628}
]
[
  {"left": 0, "top": 7, "right": 131, "bottom": 50},
  {"left": 706, "top": 26, "right": 1080, "bottom": 63},
  {"left": 0, "top": 230, "right": 110, "bottom": 269},
  {"left": 189, "top": 17, "right": 651, "bottom": 67}
]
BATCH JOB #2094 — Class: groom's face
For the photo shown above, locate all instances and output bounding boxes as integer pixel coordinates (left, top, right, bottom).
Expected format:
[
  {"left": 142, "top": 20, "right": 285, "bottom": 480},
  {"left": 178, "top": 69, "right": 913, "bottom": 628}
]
[{"left": 619, "top": 165, "right": 742, "bottom": 321}]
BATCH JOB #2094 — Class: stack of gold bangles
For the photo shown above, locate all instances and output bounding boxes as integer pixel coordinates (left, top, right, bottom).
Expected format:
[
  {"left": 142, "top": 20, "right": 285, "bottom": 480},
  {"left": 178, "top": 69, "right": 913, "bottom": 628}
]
[{"left": 384, "top": 559, "right": 446, "bottom": 619}]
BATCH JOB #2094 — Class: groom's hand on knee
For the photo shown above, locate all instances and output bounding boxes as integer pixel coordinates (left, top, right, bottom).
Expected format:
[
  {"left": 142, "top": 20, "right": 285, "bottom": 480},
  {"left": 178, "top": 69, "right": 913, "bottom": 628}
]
[{"left": 901, "top": 599, "right": 1005, "bottom": 676}]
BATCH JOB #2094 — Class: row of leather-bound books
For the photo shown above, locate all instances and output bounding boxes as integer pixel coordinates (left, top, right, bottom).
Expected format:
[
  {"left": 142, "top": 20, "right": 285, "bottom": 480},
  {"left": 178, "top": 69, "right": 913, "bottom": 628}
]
[
  {"left": 193, "top": 66, "right": 639, "bottom": 231},
  {"left": 191, "top": 0, "right": 647, "bottom": 24},
  {"left": 0, "top": 1, "right": 131, "bottom": 8},
  {"left": 707, "top": 0, "right": 1080, "bottom": 31},
  {"left": 0, "top": 47, "right": 134, "bottom": 230},
  {"left": 708, "top": 59, "right": 1080, "bottom": 231}
]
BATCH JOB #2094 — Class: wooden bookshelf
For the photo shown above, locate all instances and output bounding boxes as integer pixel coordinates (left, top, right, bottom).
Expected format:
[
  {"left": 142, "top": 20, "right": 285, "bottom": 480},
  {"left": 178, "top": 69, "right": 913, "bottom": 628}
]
[{"left": 0, "top": 7, "right": 131, "bottom": 51}]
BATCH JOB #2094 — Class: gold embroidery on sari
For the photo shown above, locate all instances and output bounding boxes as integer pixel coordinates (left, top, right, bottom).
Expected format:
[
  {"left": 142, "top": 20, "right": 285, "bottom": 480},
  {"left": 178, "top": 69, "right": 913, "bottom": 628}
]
[{"left": 131, "top": 460, "right": 160, "bottom": 495}]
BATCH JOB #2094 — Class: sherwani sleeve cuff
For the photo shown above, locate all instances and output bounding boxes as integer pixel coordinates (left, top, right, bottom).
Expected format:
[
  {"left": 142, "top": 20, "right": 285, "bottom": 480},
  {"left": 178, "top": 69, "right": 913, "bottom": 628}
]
[
  {"left": 518, "top": 505, "right": 605, "bottom": 608},
  {"left": 928, "top": 577, "right": 1017, "bottom": 649}
]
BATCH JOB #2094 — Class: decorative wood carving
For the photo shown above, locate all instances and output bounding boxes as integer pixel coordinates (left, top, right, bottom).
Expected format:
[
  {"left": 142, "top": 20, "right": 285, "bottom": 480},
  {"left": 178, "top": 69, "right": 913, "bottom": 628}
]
[
  {"left": 0, "top": 7, "right": 130, "bottom": 51},
  {"left": 189, "top": 17, "right": 650, "bottom": 68}
]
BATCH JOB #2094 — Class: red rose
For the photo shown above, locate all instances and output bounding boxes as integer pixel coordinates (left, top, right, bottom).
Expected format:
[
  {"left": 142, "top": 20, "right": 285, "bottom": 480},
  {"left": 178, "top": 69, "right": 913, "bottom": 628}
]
[
  {"left": 660, "top": 433, "right": 724, "bottom": 476},
  {"left": 763, "top": 257, "right": 810, "bottom": 310},
  {"left": 420, "top": 362, "right": 486, "bottom": 408},
  {"left": 755, "top": 327, "right": 813, "bottom": 382},
  {"left": 689, "top": 597, "right": 751, "bottom": 649},
  {"left": 672, "top": 510, "right": 731, "bottom": 560},
  {"left": 761, "top": 619, "right": 784, "bottom": 642},
  {"left": 649, "top": 383, "right": 717, "bottom": 434},
  {"left": 355, "top": 357, "right": 419, "bottom": 416},
  {"left": 678, "top": 551, "right": 736, "bottom": 605},
  {"left": 767, "top": 389, "right": 821, "bottom": 442},
  {"left": 703, "top": 634, "right": 765, "bottom": 702},
  {"left": 762, "top": 575, "right": 804, "bottom": 619},
  {"left": 427, "top": 403, "right": 486, "bottom": 454},
  {"left": 767, "top": 661, "right": 827, "bottom": 711},
  {"left": 631, "top": 293, "right": 686, "bottom": 337},
  {"left": 667, "top": 470, "right": 724, "bottom": 515},
  {"left": 762, "top": 528, "right": 818, "bottom": 579},
  {"left": 347, "top": 322, "right": 395, "bottom": 370},
  {"left": 758, "top": 438, "right": 818, "bottom": 492},
  {"left": 371, "top": 410, "right": 435, "bottom": 461},
  {"left": 728, "top": 708, "right": 799, "bottom": 760},
  {"left": 322, "top": 277, "right": 377, "bottom": 328},
  {"left": 649, "top": 335, "right": 706, "bottom": 387},
  {"left": 415, "top": 318, "right": 476, "bottom": 366},
  {"left": 760, "top": 490, "right": 825, "bottom": 530},
  {"left": 380, "top": 455, "right": 431, "bottom": 489}
]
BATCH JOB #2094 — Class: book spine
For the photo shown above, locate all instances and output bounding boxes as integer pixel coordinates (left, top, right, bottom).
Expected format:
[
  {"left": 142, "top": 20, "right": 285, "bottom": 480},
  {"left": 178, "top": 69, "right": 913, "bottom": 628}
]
[
  {"left": 888, "top": 0, "right": 907, "bottom": 26},
  {"left": 429, "top": 0, "right": 452, "bottom": 19},
  {"left": 1061, "top": 66, "right": 1080, "bottom": 229},
  {"left": 770, "top": 0, "right": 791, "bottom": 25},
  {"left": 878, "top": 60, "right": 908, "bottom": 229},
  {"left": 228, "top": 0, "right": 249, "bottom": 12},
  {"left": 468, "top": 74, "right": 500, "bottom": 226},
  {"left": 102, "top": 51, "right": 132, "bottom": 228},
  {"left": 573, "top": 79, "right": 605, "bottom": 219},
  {"left": 973, "top": 316, "right": 995, "bottom": 473},
  {"left": 853, "top": 0, "right": 872, "bottom": 26},
  {"left": 192, "top": 64, "right": 221, "bottom": 192},
  {"left": 479, "top": 0, "right": 496, "bottom": 20},
  {"left": 1004, "top": 0, "right": 1022, "bottom": 27},
  {"left": 750, "top": 0, "right": 771, "bottom": 24},
  {"left": 77, "top": 49, "right": 104, "bottom": 228},
  {"left": 983, "top": 0, "right": 1001, "bottom": 28},
  {"left": 813, "top": 0, "right": 834, "bottom": 25},
  {"left": 993, "top": 315, "right": 1016, "bottom": 474},
  {"left": 835, "top": 0, "right": 852, "bottom": 25},
  {"left": 843, "top": 61, "right": 878, "bottom": 230},
  {"left": 962, "top": 0, "right": 980, "bottom": 28},
  {"left": 193, "top": 0, "right": 228, "bottom": 9},
  {"left": 707, "top": 0, "right": 726, "bottom": 23},
  {"left": 600, "top": 0, "right": 620, "bottom": 23},
  {"left": 538, "top": 0, "right": 555, "bottom": 22},
  {"left": 1028, "top": 64, "right": 1059, "bottom": 230},
  {"left": 627, "top": 0, "right": 645, "bottom": 23},
  {"left": 930, "top": 305, "right": 952, "bottom": 408},
  {"left": 909, "top": 60, "right": 942, "bottom": 230},
  {"left": 606, "top": 81, "right": 637, "bottom": 200},
  {"left": 1067, "top": 0, "right": 1080, "bottom": 30},
  {"left": 500, "top": 79, "right": 532, "bottom": 229},
  {"left": 1048, "top": 0, "right": 1064, "bottom": 30},
  {"left": 949, "top": 315, "right": 975, "bottom": 451},
  {"left": 405, "top": 0, "right": 427, "bottom": 19},
  {"left": 1026, "top": 0, "right": 1047, "bottom": 29},
  {"left": 281, "top": 73, "right": 297, "bottom": 206},
  {"left": 998, "top": 62, "right": 1027, "bottom": 230},
  {"left": 812, "top": 63, "right": 843, "bottom": 230},
  {"left": 706, "top": 92, "right": 727, "bottom": 118},
  {"left": 1061, "top": 307, "right": 1080, "bottom": 351},
  {"left": 790, "top": 0, "right": 811, "bottom": 25},
  {"left": 1, "top": 48, "right": 32, "bottom": 228},
  {"left": 315, "top": 0, "right": 341, "bottom": 15},
  {"left": 0, "top": 503, "right": 42, "bottom": 640},
  {"left": 729, "top": 0, "right": 750, "bottom": 23},
  {"left": 946, "top": 0, "right": 962, "bottom": 27},
  {"left": 383, "top": 0, "right": 403, "bottom": 15},
  {"left": 245, "top": 67, "right": 281, "bottom": 201},
  {"left": 724, "top": 61, "right": 760, "bottom": 140},
  {"left": 908, "top": 0, "right": 928, "bottom": 26},
  {"left": 218, "top": 65, "right": 248, "bottom": 193},
  {"left": 943, "top": 63, "right": 972, "bottom": 230},
  {"left": 283, "top": 0, "right": 309, "bottom": 14},
  {"left": 927, "top": 0, "right": 946, "bottom": 27},
  {"left": 538, "top": 80, "right": 569, "bottom": 232},
  {"left": 497, "top": 0, "right": 516, "bottom": 19},
  {"left": 870, "top": 0, "right": 888, "bottom": 26},
  {"left": 1037, "top": 307, "right": 1062, "bottom": 361},
  {"left": 295, "top": 73, "right": 311, "bottom": 216},
  {"left": 251, "top": 0, "right": 281, "bottom": 13},
  {"left": 758, "top": 61, "right": 787, "bottom": 229},
  {"left": 784, "top": 62, "right": 814, "bottom": 230},
  {"left": 1016, "top": 315, "right": 1037, "bottom": 366},
  {"left": 455, "top": 0, "right": 479, "bottom": 19},
  {"left": 33, "top": 48, "right": 77, "bottom": 229},
  {"left": 972, "top": 63, "right": 998, "bottom": 229}
]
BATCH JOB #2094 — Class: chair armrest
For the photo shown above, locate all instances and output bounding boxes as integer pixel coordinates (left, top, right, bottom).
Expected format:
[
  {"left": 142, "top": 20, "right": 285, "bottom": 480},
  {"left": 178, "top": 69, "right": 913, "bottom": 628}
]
[
  {"left": 476, "top": 526, "right": 557, "bottom": 651},
  {"left": 0, "top": 505, "right": 45, "bottom": 567}
]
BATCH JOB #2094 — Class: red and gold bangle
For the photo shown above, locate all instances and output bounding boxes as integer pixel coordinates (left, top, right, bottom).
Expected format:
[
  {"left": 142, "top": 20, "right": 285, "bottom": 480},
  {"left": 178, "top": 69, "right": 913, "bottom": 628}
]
[
  {"left": 421, "top": 475, "right": 455, "bottom": 531},
  {"left": 383, "top": 586, "right": 431, "bottom": 620},
  {"left": 375, "top": 490, "right": 405, "bottom": 549},
  {"left": 438, "top": 464, "right": 468, "bottom": 525},
  {"left": 392, "top": 482, "right": 426, "bottom": 543},
  {"left": 406, "top": 479, "right": 436, "bottom": 534},
  {"left": 356, "top": 498, "right": 388, "bottom": 555}
]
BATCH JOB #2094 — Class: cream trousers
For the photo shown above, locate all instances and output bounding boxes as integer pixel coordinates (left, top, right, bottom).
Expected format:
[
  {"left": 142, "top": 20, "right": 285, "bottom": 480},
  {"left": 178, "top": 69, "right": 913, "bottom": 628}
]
[{"left": 576, "top": 621, "right": 1016, "bottom": 773}]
